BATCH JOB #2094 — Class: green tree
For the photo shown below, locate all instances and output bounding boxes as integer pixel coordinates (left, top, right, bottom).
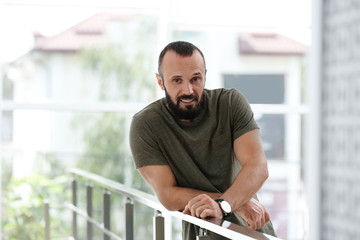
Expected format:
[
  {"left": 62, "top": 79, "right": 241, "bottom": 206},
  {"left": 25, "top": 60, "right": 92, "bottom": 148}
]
[
  {"left": 75, "top": 14, "right": 157, "bottom": 189},
  {"left": 76, "top": 112, "right": 127, "bottom": 182},
  {"left": 72, "top": 15, "right": 158, "bottom": 239},
  {"left": 2, "top": 175, "right": 70, "bottom": 240}
]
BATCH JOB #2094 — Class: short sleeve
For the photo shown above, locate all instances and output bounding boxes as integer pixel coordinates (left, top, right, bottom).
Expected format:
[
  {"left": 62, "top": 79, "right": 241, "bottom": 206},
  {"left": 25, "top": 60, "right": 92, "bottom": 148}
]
[
  {"left": 230, "top": 89, "right": 259, "bottom": 141},
  {"left": 129, "top": 114, "right": 168, "bottom": 168}
]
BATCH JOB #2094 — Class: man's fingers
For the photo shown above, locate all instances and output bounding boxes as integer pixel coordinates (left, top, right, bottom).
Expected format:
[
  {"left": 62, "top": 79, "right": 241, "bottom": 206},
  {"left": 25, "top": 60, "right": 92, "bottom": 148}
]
[
  {"left": 194, "top": 200, "right": 219, "bottom": 218},
  {"left": 258, "top": 206, "right": 270, "bottom": 228},
  {"left": 183, "top": 205, "right": 190, "bottom": 215},
  {"left": 259, "top": 206, "right": 265, "bottom": 227},
  {"left": 265, "top": 211, "right": 270, "bottom": 223},
  {"left": 237, "top": 199, "right": 271, "bottom": 230},
  {"left": 199, "top": 209, "right": 215, "bottom": 219},
  {"left": 194, "top": 205, "right": 208, "bottom": 218},
  {"left": 247, "top": 220, "right": 256, "bottom": 230},
  {"left": 183, "top": 194, "right": 223, "bottom": 219}
]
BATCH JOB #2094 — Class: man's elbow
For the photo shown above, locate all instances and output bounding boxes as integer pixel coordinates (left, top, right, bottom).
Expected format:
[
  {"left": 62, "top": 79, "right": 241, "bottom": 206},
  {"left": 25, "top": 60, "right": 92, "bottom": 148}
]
[
  {"left": 259, "top": 161, "right": 269, "bottom": 183},
  {"left": 158, "top": 197, "right": 174, "bottom": 210},
  {"left": 157, "top": 191, "right": 182, "bottom": 211}
]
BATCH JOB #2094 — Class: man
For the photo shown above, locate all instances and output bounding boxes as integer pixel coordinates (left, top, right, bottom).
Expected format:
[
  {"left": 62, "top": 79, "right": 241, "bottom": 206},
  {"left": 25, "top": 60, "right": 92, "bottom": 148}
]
[{"left": 129, "top": 41, "right": 276, "bottom": 239}]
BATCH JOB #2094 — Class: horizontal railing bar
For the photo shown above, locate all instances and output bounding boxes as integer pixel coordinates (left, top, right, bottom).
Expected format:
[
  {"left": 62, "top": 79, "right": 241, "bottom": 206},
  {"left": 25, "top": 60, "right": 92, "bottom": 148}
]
[
  {"left": 69, "top": 168, "right": 280, "bottom": 240},
  {"left": 0, "top": 101, "right": 307, "bottom": 114},
  {"left": 67, "top": 203, "right": 123, "bottom": 240},
  {"left": 172, "top": 211, "right": 277, "bottom": 240},
  {"left": 69, "top": 168, "right": 165, "bottom": 210},
  {"left": 251, "top": 104, "right": 308, "bottom": 114},
  {"left": 0, "top": 101, "right": 147, "bottom": 112}
]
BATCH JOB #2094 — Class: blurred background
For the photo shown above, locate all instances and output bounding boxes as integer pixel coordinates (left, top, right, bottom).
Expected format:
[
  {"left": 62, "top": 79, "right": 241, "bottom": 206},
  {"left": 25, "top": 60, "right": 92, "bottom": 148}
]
[{"left": 1, "top": 0, "right": 359, "bottom": 239}]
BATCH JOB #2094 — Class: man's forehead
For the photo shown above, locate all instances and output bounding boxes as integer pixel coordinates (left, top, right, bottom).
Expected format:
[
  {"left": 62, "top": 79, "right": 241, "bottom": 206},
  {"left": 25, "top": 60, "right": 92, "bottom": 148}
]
[
  {"left": 162, "top": 50, "right": 204, "bottom": 68},
  {"left": 169, "top": 71, "right": 203, "bottom": 79}
]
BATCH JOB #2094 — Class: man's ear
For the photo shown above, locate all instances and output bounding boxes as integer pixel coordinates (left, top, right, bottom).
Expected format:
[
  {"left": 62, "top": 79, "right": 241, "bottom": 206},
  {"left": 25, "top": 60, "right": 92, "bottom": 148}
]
[
  {"left": 156, "top": 73, "right": 165, "bottom": 90},
  {"left": 204, "top": 69, "right": 207, "bottom": 86}
]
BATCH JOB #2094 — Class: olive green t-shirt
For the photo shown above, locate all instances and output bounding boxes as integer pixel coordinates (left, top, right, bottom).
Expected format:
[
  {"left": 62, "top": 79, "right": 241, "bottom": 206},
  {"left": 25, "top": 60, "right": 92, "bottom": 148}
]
[{"left": 129, "top": 88, "right": 276, "bottom": 239}]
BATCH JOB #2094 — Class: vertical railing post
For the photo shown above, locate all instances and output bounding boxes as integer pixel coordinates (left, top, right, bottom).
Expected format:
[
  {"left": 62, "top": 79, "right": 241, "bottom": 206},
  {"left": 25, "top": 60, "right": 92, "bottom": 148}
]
[
  {"left": 87, "top": 183, "right": 93, "bottom": 240},
  {"left": 125, "top": 197, "right": 134, "bottom": 240},
  {"left": 196, "top": 228, "right": 210, "bottom": 239},
  {"left": 44, "top": 200, "right": 50, "bottom": 240},
  {"left": 103, "top": 189, "right": 111, "bottom": 240},
  {"left": 153, "top": 210, "right": 164, "bottom": 240},
  {"left": 72, "top": 178, "right": 78, "bottom": 240}
]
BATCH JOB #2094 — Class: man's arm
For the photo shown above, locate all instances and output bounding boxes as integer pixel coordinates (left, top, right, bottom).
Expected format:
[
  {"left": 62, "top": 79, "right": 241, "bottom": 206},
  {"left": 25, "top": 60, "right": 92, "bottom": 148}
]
[
  {"left": 138, "top": 164, "right": 222, "bottom": 211},
  {"left": 221, "top": 128, "right": 268, "bottom": 209},
  {"left": 138, "top": 129, "right": 270, "bottom": 229},
  {"left": 223, "top": 129, "right": 270, "bottom": 229},
  {"left": 184, "top": 129, "right": 270, "bottom": 229}
]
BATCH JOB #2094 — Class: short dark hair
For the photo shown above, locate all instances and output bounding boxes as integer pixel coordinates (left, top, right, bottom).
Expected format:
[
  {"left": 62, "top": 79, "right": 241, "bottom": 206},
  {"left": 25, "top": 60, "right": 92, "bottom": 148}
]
[{"left": 158, "top": 41, "right": 206, "bottom": 77}]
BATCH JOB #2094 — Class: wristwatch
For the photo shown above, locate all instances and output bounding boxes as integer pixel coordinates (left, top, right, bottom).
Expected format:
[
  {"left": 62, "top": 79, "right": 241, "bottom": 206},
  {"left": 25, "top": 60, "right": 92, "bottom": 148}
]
[{"left": 215, "top": 199, "right": 232, "bottom": 217}]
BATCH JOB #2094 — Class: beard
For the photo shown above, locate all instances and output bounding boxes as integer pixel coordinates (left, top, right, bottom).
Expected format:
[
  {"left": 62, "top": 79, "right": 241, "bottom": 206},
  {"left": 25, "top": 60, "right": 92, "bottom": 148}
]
[{"left": 165, "top": 89, "right": 205, "bottom": 121}]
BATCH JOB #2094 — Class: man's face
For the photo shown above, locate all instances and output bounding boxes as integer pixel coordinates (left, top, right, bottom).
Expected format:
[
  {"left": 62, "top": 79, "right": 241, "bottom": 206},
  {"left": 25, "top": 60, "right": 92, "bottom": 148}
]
[{"left": 156, "top": 50, "right": 206, "bottom": 121}]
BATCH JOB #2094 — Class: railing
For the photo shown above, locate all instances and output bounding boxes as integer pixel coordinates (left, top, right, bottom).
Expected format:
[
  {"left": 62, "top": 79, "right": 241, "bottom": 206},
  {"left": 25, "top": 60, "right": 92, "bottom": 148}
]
[{"left": 45, "top": 168, "right": 280, "bottom": 240}]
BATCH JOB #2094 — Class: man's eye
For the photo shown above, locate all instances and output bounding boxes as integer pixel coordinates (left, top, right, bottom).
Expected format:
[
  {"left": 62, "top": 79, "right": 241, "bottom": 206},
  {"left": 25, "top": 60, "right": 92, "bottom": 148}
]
[{"left": 174, "top": 78, "right": 181, "bottom": 83}]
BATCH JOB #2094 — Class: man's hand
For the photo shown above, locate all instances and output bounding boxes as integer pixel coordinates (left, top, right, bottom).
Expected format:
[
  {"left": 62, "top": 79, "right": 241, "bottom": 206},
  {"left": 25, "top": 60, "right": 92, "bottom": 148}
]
[
  {"left": 235, "top": 198, "right": 270, "bottom": 230},
  {"left": 183, "top": 194, "right": 223, "bottom": 219}
]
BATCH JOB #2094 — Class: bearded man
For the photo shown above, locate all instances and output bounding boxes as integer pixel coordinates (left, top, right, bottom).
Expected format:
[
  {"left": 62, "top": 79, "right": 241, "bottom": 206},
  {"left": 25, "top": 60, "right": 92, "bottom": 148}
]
[{"left": 130, "top": 41, "right": 276, "bottom": 239}]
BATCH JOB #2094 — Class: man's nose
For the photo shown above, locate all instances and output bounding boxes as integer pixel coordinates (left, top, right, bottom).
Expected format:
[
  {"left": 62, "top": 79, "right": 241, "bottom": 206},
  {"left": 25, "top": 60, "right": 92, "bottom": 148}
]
[{"left": 182, "top": 82, "right": 194, "bottom": 95}]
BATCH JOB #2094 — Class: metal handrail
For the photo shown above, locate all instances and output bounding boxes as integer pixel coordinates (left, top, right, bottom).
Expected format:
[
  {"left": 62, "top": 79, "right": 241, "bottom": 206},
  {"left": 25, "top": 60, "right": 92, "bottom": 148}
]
[{"left": 68, "top": 168, "right": 280, "bottom": 240}]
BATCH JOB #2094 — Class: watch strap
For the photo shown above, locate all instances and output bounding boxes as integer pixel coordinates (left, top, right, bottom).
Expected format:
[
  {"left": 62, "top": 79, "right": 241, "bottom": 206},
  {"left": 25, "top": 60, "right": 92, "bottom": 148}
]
[{"left": 215, "top": 199, "right": 231, "bottom": 217}]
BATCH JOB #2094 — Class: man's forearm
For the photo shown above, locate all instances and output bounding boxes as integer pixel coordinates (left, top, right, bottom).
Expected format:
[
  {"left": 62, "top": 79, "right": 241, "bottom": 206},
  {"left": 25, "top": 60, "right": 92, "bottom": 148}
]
[
  {"left": 220, "top": 160, "right": 268, "bottom": 211},
  {"left": 138, "top": 165, "right": 222, "bottom": 212},
  {"left": 159, "top": 186, "right": 221, "bottom": 211},
  {"left": 158, "top": 162, "right": 267, "bottom": 212}
]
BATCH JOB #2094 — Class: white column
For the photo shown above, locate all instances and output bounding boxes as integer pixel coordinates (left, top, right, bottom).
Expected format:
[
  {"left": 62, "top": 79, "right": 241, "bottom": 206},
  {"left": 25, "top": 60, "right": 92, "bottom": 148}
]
[{"left": 305, "top": 0, "right": 323, "bottom": 239}]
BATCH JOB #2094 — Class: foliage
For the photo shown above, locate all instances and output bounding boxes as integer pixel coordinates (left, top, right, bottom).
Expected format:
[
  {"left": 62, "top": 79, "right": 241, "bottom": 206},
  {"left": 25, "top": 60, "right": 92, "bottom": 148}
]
[
  {"left": 71, "top": 14, "right": 158, "bottom": 239},
  {"left": 75, "top": 15, "right": 160, "bottom": 239},
  {"left": 34, "top": 152, "right": 69, "bottom": 178},
  {"left": 2, "top": 174, "right": 70, "bottom": 240},
  {"left": 76, "top": 112, "right": 127, "bottom": 182},
  {"left": 75, "top": 15, "right": 157, "bottom": 190},
  {"left": 79, "top": 15, "right": 156, "bottom": 102}
]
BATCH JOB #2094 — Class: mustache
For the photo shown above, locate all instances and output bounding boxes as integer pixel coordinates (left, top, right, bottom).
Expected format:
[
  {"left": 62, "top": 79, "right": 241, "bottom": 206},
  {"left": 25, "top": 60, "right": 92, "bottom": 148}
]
[{"left": 177, "top": 94, "right": 198, "bottom": 102}]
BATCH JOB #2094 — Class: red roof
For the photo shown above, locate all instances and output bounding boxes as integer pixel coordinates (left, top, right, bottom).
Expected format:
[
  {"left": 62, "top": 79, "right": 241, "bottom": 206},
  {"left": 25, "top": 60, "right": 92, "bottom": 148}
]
[
  {"left": 238, "top": 32, "right": 307, "bottom": 55},
  {"left": 34, "top": 12, "right": 132, "bottom": 52},
  {"left": 34, "top": 13, "right": 307, "bottom": 56}
]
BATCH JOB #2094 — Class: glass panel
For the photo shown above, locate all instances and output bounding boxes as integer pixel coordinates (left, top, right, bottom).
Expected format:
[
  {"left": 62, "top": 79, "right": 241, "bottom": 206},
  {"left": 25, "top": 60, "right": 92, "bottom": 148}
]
[
  {"left": 1, "top": 111, "right": 13, "bottom": 142},
  {"left": 259, "top": 175, "right": 305, "bottom": 239},
  {"left": 256, "top": 114, "right": 285, "bottom": 160},
  {"left": 257, "top": 113, "right": 305, "bottom": 239},
  {"left": 2, "top": 71, "right": 14, "bottom": 100},
  {"left": 224, "top": 74, "right": 285, "bottom": 104}
]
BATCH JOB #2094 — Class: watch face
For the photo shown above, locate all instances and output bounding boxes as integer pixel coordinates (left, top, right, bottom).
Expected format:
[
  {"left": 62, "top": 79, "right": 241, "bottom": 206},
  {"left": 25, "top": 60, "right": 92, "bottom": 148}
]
[{"left": 220, "top": 201, "right": 231, "bottom": 213}]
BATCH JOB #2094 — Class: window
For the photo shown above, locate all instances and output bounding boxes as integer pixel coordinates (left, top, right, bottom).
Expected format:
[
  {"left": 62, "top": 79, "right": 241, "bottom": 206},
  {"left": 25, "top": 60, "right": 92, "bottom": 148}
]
[
  {"left": 1, "top": 111, "right": 13, "bottom": 142},
  {"left": 256, "top": 114, "right": 285, "bottom": 160},
  {"left": 223, "top": 72, "right": 304, "bottom": 237},
  {"left": 223, "top": 74, "right": 285, "bottom": 104}
]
